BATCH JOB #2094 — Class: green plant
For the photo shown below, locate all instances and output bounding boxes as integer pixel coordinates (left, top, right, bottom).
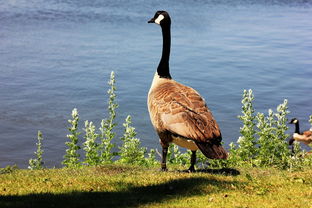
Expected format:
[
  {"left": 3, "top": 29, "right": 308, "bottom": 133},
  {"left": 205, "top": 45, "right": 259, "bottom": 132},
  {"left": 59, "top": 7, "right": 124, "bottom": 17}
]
[
  {"left": 83, "top": 121, "right": 100, "bottom": 166},
  {"left": 273, "top": 100, "right": 291, "bottom": 167},
  {"left": 29, "top": 72, "right": 312, "bottom": 170},
  {"left": 288, "top": 141, "right": 305, "bottom": 170},
  {"left": 145, "top": 148, "right": 158, "bottom": 166},
  {"left": 118, "top": 115, "right": 147, "bottom": 165},
  {"left": 275, "top": 100, "right": 289, "bottom": 141},
  {"left": 255, "top": 111, "right": 274, "bottom": 166},
  {"left": 166, "top": 144, "right": 189, "bottom": 165},
  {"left": 28, "top": 131, "right": 44, "bottom": 170},
  {"left": 195, "top": 151, "right": 208, "bottom": 167},
  {"left": 235, "top": 89, "right": 257, "bottom": 165},
  {"left": 255, "top": 100, "right": 291, "bottom": 168},
  {"left": 62, "top": 108, "right": 81, "bottom": 168},
  {"left": 99, "top": 71, "right": 118, "bottom": 164},
  {"left": 228, "top": 90, "right": 310, "bottom": 169},
  {"left": 0, "top": 165, "right": 18, "bottom": 174}
]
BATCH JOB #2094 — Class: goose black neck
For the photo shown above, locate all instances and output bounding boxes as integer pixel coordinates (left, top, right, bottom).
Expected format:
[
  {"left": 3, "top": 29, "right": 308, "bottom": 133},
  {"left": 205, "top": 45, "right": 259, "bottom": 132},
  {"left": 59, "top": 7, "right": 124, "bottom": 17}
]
[
  {"left": 157, "top": 24, "right": 171, "bottom": 79},
  {"left": 294, "top": 122, "right": 300, "bottom": 133}
]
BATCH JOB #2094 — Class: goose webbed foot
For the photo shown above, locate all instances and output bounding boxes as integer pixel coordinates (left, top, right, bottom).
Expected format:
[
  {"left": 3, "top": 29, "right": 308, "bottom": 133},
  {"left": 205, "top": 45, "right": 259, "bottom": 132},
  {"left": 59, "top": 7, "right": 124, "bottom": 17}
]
[
  {"left": 160, "top": 162, "right": 168, "bottom": 172},
  {"left": 187, "top": 166, "right": 196, "bottom": 173}
]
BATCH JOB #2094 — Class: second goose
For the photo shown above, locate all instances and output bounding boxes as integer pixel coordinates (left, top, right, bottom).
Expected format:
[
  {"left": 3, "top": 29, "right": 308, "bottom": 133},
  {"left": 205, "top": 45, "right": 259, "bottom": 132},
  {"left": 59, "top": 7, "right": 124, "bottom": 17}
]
[{"left": 289, "top": 118, "right": 312, "bottom": 146}]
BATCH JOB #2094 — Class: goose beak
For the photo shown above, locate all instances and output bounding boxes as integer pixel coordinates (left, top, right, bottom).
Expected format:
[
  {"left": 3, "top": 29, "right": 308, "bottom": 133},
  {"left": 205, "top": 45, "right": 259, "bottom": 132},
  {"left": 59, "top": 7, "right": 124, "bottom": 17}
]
[{"left": 148, "top": 18, "right": 155, "bottom": 23}]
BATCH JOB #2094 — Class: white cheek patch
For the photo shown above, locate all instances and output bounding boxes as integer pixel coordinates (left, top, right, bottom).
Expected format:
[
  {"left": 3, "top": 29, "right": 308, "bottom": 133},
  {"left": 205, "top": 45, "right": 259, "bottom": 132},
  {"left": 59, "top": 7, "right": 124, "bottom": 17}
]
[{"left": 155, "top": 14, "right": 164, "bottom": 24}]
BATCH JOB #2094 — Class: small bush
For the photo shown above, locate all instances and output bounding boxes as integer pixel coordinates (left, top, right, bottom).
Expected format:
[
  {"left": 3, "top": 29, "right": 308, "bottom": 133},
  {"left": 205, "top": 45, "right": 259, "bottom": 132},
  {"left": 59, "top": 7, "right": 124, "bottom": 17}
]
[
  {"left": 254, "top": 100, "right": 291, "bottom": 168},
  {"left": 117, "top": 115, "right": 147, "bottom": 165}
]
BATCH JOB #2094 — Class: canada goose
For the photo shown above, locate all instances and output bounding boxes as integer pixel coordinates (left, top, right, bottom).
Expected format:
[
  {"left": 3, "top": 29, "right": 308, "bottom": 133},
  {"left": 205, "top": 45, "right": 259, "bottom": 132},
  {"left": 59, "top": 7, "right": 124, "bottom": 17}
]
[
  {"left": 289, "top": 118, "right": 312, "bottom": 146},
  {"left": 147, "top": 11, "right": 228, "bottom": 172}
]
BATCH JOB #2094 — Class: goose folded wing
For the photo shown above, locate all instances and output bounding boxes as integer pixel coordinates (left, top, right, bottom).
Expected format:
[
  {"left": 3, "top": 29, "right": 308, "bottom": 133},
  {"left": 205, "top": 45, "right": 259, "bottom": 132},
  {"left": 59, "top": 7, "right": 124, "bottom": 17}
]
[
  {"left": 303, "top": 131, "right": 312, "bottom": 144},
  {"left": 156, "top": 84, "right": 222, "bottom": 142},
  {"left": 303, "top": 131, "right": 312, "bottom": 138}
]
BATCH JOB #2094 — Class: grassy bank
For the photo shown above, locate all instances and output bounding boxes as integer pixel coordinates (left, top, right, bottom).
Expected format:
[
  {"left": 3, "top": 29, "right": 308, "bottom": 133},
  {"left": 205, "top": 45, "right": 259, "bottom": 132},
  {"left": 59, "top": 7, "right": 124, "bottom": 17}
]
[
  {"left": 1, "top": 165, "right": 312, "bottom": 208},
  {"left": 3, "top": 74, "right": 312, "bottom": 207}
]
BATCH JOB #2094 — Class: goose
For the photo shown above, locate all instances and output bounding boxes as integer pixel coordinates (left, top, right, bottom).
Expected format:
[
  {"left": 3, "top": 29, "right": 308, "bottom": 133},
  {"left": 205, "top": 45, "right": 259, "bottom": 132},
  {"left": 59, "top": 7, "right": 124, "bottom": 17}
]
[
  {"left": 289, "top": 118, "right": 312, "bottom": 146},
  {"left": 147, "top": 11, "right": 228, "bottom": 172}
]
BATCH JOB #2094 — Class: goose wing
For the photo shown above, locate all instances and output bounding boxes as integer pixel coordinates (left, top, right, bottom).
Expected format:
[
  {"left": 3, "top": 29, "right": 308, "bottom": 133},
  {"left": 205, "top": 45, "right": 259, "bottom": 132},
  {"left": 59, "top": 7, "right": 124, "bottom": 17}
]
[
  {"left": 303, "top": 131, "right": 312, "bottom": 144},
  {"left": 150, "top": 81, "right": 221, "bottom": 142}
]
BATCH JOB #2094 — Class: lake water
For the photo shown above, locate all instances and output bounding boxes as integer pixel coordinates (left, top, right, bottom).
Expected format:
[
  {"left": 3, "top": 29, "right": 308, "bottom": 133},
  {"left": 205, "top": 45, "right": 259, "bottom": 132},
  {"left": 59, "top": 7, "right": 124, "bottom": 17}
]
[{"left": 0, "top": 0, "right": 311, "bottom": 168}]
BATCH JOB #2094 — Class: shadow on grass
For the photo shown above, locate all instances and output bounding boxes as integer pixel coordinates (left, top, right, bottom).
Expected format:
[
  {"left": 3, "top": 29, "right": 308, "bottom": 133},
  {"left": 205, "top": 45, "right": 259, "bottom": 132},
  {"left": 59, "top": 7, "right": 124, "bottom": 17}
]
[
  {"left": 177, "top": 168, "right": 240, "bottom": 176},
  {"left": 0, "top": 177, "right": 240, "bottom": 208},
  {"left": 196, "top": 168, "right": 240, "bottom": 176}
]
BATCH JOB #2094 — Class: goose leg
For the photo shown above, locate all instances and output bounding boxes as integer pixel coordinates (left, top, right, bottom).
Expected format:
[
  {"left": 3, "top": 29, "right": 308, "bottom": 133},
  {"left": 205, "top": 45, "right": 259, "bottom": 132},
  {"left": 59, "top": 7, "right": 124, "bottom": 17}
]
[
  {"left": 161, "top": 147, "right": 168, "bottom": 171},
  {"left": 188, "top": 151, "right": 196, "bottom": 172}
]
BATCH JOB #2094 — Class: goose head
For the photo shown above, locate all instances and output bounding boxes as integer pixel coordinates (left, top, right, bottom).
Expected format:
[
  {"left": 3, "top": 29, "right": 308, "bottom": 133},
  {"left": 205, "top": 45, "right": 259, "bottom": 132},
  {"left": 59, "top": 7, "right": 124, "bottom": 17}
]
[
  {"left": 148, "top": 11, "right": 171, "bottom": 26},
  {"left": 289, "top": 118, "right": 299, "bottom": 124}
]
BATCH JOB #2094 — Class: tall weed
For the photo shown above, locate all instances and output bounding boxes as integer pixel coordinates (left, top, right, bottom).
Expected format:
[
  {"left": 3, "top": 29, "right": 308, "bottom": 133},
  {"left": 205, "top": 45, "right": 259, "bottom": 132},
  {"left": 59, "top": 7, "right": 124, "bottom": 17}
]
[
  {"left": 238, "top": 90, "right": 257, "bottom": 159},
  {"left": 98, "top": 71, "right": 118, "bottom": 164},
  {"left": 83, "top": 121, "right": 100, "bottom": 166},
  {"left": 62, "top": 108, "right": 81, "bottom": 168},
  {"left": 28, "top": 131, "right": 44, "bottom": 170}
]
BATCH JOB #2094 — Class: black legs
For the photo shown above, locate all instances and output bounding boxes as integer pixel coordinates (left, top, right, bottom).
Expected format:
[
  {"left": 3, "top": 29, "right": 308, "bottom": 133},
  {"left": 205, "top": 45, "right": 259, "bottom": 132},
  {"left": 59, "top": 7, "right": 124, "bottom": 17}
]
[
  {"left": 188, "top": 151, "right": 196, "bottom": 172},
  {"left": 161, "top": 146, "right": 196, "bottom": 172},
  {"left": 161, "top": 147, "right": 168, "bottom": 171}
]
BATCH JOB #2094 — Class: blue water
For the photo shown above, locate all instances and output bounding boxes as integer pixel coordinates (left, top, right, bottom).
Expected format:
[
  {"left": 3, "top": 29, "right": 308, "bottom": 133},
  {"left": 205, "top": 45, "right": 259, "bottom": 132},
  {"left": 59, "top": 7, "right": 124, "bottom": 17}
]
[{"left": 0, "top": 0, "right": 311, "bottom": 168}]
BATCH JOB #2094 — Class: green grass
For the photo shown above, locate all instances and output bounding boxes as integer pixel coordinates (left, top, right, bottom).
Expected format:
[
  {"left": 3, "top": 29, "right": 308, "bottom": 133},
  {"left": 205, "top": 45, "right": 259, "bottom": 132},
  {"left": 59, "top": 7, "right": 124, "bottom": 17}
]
[{"left": 1, "top": 165, "right": 312, "bottom": 208}]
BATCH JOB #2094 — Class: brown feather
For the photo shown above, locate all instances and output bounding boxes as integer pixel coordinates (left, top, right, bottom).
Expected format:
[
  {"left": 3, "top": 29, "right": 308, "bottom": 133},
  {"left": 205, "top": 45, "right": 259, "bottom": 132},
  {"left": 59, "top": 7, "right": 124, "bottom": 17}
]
[{"left": 303, "top": 130, "right": 312, "bottom": 138}]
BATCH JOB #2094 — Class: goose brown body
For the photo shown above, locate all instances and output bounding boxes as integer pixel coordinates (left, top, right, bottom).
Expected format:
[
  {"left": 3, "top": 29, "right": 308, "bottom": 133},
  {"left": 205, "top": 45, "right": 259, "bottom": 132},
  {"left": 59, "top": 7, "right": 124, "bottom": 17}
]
[
  {"left": 148, "top": 73, "right": 222, "bottom": 146},
  {"left": 293, "top": 132, "right": 312, "bottom": 145}
]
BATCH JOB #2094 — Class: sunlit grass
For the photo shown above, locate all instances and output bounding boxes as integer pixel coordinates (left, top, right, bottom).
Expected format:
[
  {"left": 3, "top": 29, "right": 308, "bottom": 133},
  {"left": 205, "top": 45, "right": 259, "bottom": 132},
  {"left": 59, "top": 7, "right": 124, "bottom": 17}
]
[{"left": 0, "top": 165, "right": 311, "bottom": 208}]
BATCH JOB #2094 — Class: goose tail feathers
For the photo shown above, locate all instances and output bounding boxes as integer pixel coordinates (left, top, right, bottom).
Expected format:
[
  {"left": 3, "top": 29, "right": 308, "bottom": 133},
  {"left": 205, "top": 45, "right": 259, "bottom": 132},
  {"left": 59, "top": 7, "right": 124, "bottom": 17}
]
[{"left": 196, "top": 140, "right": 228, "bottom": 159}]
